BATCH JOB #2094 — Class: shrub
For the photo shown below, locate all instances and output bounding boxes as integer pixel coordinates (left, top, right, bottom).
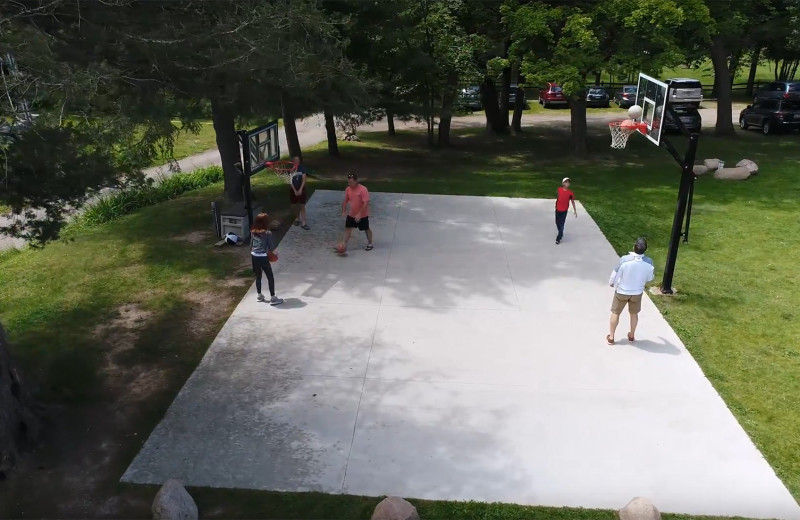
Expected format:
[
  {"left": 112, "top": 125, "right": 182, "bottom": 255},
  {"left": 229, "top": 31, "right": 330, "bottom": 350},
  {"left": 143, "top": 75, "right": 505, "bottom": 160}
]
[{"left": 69, "top": 166, "right": 223, "bottom": 231}]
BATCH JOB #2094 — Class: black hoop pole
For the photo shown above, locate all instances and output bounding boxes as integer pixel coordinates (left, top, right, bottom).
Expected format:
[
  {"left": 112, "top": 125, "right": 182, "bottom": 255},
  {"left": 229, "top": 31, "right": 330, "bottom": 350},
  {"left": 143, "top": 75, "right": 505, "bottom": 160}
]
[
  {"left": 236, "top": 130, "right": 254, "bottom": 234},
  {"left": 682, "top": 175, "right": 696, "bottom": 243},
  {"left": 660, "top": 132, "right": 699, "bottom": 294}
]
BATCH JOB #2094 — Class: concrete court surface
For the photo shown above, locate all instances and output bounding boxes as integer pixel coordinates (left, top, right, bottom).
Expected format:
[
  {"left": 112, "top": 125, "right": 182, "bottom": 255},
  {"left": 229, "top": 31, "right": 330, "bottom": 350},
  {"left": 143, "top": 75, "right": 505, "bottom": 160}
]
[{"left": 122, "top": 191, "right": 800, "bottom": 519}]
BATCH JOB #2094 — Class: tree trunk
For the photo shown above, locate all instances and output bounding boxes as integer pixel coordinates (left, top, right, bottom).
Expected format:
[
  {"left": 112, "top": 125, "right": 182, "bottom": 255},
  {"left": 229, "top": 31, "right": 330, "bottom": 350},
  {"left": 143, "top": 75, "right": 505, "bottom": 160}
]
[
  {"left": 569, "top": 95, "right": 588, "bottom": 157},
  {"left": 710, "top": 37, "right": 736, "bottom": 136},
  {"left": 594, "top": 71, "right": 602, "bottom": 85},
  {"left": 210, "top": 98, "right": 243, "bottom": 203},
  {"left": 426, "top": 83, "right": 435, "bottom": 147},
  {"left": 480, "top": 78, "right": 506, "bottom": 134},
  {"left": 387, "top": 108, "right": 396, "bottom": 136},
  {"left": 512, "top": 84, "right": 524, "bottom": 133},
  {"left": 438, "top": 73, "right": 459, "bottom": 147},
  {"left": 746, "top": 47, "right": 761, "bottom": 97},
  {"left": 499, "top": 44, "right": 512, "bottom": 130},
  {"left": 323, "top": 107, "right": 338, "bottom": 157},
  {"left": 728, "top": 50, "right": 741, "bottom": 87},
  {"left": 0, "top": 321, "right": 41, "bottom": 472},
  {"left": 280, "top": 92, "right": 302, "bottom": 160}
]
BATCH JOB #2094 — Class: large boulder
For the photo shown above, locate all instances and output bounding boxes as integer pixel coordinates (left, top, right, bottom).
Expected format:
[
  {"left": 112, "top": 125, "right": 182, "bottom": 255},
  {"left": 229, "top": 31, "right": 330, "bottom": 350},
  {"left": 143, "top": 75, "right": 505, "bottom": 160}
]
[
  {"left": 619, "top": 497, "right": 661, "bottom": 520},
  {"left": 692, "top": 164, "right": 709, "bottom": 176},
  {"left": 736, "top": 159, "right": 759, "bottom": 174},
  {"left": 703, "top": 158, "right": 721, "bottom": 171},
  {"left": 371, "top": 496, "right": 420, "bottom": 520},
  {"left": 152, "top": 479, "right": 198, "bottom": 520},
  {"left": 714, "top": 167, "right": 752, "bottom": 180}
]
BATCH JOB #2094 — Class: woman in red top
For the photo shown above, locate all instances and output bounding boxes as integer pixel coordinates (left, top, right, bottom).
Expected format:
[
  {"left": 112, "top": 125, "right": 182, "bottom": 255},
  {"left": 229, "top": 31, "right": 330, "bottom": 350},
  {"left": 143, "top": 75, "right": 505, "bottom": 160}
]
[{"left": 555, "top": 177, "right": 578, "bottom": 244}]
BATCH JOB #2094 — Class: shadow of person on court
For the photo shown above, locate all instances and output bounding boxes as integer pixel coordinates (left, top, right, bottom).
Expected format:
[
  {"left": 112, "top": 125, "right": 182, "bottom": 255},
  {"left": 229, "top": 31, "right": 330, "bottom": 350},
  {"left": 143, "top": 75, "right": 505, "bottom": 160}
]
[
  {"left": 271, "top": 297, "right": 307, "bottom": 310},
  {"left": 627, "top": 336, "right": 681, "bottom": 355}
]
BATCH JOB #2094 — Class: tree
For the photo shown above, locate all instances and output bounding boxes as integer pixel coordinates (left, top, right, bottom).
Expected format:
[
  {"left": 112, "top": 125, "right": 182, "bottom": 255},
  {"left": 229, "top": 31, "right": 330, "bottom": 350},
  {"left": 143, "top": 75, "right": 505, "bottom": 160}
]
[
  {"left": 761, "top": 1, "right": 800, "bottom": 81},
  {"left": 401, "top": 0, "right": 482, "bottom": 146},
  {"left": 12, "top": 0, "right": 352, "bottom": 203}
]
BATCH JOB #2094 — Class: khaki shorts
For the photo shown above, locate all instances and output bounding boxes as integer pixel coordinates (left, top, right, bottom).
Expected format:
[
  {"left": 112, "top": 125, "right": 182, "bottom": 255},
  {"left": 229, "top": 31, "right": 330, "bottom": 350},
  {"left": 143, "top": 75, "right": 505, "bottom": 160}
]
[{"left": 611, "top": 292, "right": 643, "bottom": 314}]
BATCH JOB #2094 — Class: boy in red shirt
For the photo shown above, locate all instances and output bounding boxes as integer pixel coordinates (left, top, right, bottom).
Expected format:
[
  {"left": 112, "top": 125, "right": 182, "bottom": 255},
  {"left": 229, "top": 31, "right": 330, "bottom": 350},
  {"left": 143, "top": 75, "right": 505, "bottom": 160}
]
[
  {"left": 341, "top": 173, "right": 373, "bottom": 251},
  {"left": 555, "top": 177, "right": 577, "bottom": 244}
]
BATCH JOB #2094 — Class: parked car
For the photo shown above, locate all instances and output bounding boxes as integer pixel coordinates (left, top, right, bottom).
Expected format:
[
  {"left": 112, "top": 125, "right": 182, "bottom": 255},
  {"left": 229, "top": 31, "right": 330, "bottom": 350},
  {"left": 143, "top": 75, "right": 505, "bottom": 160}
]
[
  {"left": 585, "top": 87, "right": 610, "bottom": 108},
  {"left": 739, "top": 98, "right": 800, "bottom": 135},
  {"left": 752, "top": 81, "right": 800, "bottom": 103},
  {"left": 614, "top": 85, "right": 637, "bottom": 108},
  {"left": 539, "top": 83, "right": 568, "bottom": 108},
  {"left": 666, "top": 78, "right": 703, "bottom": 107},
  {"left": 663, "top": 106, "right": 702, "bottom": 133}
]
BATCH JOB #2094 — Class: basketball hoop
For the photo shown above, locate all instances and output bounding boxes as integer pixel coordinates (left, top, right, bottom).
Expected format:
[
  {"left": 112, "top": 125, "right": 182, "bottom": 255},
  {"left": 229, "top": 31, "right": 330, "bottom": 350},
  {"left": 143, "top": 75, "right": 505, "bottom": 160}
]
[
  {"left": 609, "top": 119, "right": 648, "bottom": 150},
  {"left": 264, "top": 160, "right": 295, "bottom": 184}
]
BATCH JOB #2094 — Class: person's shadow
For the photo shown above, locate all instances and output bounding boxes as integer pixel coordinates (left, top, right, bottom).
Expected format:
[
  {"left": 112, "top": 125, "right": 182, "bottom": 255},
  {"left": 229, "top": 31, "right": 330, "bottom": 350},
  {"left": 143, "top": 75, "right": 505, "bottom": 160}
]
[
  {"left": 272, "top": 298, "right": 307, "bottom": 310},
  {"left": 628, "top": 336, "right": 682, "bottom": 355}
]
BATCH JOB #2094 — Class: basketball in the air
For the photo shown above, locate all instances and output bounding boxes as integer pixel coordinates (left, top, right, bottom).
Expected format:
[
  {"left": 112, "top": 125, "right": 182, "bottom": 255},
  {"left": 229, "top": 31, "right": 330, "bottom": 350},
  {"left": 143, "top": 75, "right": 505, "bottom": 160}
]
[
  {"left": 335, "top": 242, "right": 346, "bottom": 254},
  {"left": 628, "top": 105, "right": 643, "bottom": 120}
]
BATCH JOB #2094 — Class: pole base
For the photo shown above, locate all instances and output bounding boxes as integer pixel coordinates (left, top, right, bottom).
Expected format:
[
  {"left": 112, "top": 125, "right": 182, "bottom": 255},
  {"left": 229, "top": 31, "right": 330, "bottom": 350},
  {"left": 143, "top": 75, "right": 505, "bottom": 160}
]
[{"left": 650, "top": 286, "right": 678, "bottom": 296}]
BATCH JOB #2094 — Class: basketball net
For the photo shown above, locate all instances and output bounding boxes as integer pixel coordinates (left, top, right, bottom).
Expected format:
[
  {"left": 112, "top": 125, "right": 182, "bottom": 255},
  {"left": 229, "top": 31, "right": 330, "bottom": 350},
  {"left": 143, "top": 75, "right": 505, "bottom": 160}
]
[
  {"left": 264, "top": 161, "right": 296, "bottom": 184},
  {"left": 608, "top": 120, "right": 648, "bottom": 150}
]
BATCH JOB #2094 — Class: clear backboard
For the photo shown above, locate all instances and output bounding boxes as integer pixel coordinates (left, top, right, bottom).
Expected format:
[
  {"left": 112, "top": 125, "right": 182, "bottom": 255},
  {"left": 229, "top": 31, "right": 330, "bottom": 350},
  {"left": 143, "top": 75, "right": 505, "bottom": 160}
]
[
  {"left": 246, "top": 120, "right": 280, "bottom": 175},
  {"left": 635, "top": 73, "right": 668, "bottom": 146}
]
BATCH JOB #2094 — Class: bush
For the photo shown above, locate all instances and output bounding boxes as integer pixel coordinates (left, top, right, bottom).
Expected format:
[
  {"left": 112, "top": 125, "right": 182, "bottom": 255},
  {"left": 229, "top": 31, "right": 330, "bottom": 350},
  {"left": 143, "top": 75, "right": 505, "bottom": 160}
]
[{"left": 69, "top": 166, "right": 223, "bottom": 231}]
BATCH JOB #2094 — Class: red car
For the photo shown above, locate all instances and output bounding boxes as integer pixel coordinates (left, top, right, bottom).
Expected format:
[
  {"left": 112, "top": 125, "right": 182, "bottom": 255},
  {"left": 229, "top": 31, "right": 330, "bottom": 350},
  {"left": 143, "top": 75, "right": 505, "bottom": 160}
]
[{"left": 538, "top": 83, "right": 568, "bottom": 108}]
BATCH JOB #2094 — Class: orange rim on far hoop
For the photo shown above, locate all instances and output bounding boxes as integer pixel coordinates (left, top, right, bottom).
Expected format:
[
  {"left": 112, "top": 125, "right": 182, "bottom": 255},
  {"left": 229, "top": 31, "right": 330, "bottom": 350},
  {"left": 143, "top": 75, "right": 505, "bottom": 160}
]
[
  {"left": 608, "top": 119, "right": 648, "bottom": 150},
  {"left": 264, "top": 160, "right": 296, "bottom": 184}
]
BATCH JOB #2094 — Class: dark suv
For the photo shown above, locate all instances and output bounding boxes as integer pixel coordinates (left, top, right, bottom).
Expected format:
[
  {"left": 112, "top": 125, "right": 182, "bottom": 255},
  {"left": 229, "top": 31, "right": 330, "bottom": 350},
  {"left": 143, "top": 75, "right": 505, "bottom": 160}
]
[
  {"left": 753, "top": 81, "right": 800, "bottom": 103},
  {"left": 663, "top": 106, "right": 702, "bottom": 133},
  {"left": 739, "top": 98, "right": 800, "bottom": 134}
]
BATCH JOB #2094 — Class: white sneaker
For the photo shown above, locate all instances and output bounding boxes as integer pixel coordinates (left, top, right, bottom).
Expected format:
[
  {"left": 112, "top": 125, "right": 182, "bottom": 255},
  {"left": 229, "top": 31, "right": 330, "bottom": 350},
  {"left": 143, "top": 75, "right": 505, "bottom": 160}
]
[{"left": 257, "top": 294, "right": 267, "bottom": 302}]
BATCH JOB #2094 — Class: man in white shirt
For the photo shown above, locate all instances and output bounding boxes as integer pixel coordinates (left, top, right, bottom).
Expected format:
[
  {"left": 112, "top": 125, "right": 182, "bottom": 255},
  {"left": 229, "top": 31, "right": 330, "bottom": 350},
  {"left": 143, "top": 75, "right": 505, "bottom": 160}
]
[{"left": 607, "top": 237, "right": 655, "bottom": 345}]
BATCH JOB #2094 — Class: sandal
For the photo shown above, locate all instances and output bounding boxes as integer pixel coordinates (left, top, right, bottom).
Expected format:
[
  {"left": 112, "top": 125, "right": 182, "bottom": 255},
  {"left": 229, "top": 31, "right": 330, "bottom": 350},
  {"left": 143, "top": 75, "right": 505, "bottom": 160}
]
[
  {"left": 606, "top": 335, "right": 615, "bottom": 345},
  {"left": 627, "top": 332, "right": 635, "bottom": 342}
]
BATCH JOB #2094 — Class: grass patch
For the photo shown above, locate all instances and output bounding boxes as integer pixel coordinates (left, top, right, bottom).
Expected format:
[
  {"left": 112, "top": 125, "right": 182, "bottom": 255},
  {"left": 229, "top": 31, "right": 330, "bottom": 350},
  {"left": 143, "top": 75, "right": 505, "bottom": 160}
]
[
  {"left": 1, "top": 120, "right": 799, "bottom": 519},
  {"left": 165, "top": 121, "right": 218, "bottom": 162}
]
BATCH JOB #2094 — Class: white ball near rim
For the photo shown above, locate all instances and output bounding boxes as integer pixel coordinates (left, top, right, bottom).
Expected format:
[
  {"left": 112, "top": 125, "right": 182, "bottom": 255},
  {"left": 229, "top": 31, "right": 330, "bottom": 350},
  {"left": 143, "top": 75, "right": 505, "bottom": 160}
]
[{"left": 628, "top": 105, "right": 643, "bottom": 120}]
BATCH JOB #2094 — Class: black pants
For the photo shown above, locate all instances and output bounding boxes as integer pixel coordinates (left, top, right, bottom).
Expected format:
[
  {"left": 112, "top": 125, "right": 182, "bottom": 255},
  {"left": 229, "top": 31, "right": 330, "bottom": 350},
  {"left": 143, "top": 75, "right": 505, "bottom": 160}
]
[
  {"left": 252, "top": 255, "right": 275, "bottom": 296},
  {"left": 555, "top": 210, "right": 568, "bottom": 240}
]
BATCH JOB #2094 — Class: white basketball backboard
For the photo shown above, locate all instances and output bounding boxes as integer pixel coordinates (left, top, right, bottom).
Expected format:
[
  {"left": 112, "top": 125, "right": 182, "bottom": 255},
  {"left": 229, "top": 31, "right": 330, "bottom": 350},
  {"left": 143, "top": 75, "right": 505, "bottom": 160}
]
[
  {"left": 635, "top": 73, "right": 668, "bottom": 146},
  {"left": 246, "top": 120, "right": 280, "bottom": 175}
]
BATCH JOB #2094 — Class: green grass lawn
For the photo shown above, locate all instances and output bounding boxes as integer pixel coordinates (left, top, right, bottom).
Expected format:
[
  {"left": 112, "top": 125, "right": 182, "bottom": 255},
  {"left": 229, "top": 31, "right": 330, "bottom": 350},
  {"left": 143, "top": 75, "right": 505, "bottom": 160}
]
[
  {"left": 1, "top": 121, "right": 799, "bottom": 519},
  {"left": 165, "top": 120, "right": 218, "bottom": 162}
]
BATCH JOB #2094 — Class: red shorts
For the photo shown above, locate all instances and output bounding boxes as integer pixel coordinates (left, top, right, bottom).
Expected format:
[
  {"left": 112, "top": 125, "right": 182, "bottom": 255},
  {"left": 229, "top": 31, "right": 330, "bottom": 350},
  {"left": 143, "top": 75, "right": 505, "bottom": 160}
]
[{"left": 290, "top": 187, "right": 307, "bottom": 204}]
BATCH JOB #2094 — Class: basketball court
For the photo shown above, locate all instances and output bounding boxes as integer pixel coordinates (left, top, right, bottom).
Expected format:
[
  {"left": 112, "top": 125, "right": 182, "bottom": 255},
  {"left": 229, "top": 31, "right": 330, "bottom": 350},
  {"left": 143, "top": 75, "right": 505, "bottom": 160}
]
[{"left": 122, "top": 190, "right": 800, "bottom": 519}]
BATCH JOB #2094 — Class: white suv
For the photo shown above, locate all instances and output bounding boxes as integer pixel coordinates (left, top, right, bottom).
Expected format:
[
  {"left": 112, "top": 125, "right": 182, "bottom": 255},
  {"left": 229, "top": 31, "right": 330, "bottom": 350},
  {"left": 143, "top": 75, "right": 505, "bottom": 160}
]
[{"left": 666, "top": 78, "right": 703, "bottom": 107}]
